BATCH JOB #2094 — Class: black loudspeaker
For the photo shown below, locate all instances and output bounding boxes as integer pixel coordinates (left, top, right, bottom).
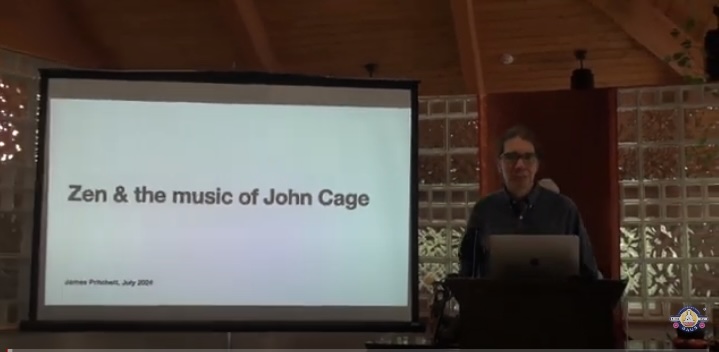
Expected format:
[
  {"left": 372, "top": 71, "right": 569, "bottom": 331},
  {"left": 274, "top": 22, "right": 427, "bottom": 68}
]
[
  {"left": 705, "top": 6, "right": 719, "bottom": 82},
  {"left": 571, "top": 49, "right": 595, "bottom": 90}
]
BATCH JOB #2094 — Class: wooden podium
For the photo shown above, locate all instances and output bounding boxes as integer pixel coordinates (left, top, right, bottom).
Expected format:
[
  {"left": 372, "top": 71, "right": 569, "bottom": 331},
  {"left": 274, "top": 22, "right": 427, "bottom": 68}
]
[{"left": 444, "top": 278, "right": 626, "bottom": 349}]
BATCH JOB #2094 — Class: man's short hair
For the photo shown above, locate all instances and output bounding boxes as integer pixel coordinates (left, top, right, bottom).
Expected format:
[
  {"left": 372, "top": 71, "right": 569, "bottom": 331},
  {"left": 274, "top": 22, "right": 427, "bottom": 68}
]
[{"left": 497, "top": 125, "right": 542, "bottom": 158}]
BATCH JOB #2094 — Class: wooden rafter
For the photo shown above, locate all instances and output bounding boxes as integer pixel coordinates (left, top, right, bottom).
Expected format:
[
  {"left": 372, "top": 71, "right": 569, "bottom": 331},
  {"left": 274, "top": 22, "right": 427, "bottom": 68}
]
[
  {"left": 62, "top": 0, "right": 117, "bottom": 68},
  {"left": 0, "top": 0, "right": 110, "bottom": 67},
  {"left": 449, "top": 0, "right": 485, "bottom": 94},
  {"left": 587, "top": 0, "right": 705, "bottom": 78},
  {"left": 699, "top": 8, "right": 717, "bottom": 41},
  {"left": 219, "top": 0, "right": 279, "bottom": 72}
]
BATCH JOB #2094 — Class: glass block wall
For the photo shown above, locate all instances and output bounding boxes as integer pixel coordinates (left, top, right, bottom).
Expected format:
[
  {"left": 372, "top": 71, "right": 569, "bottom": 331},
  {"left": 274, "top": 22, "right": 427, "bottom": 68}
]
[
  {"left": 416, "top": 96, "right": 480, "bottom": 315},
  {"left": 617, "top": 84, "right": 719, "bottom": 322},
  {"left": 0, "top": 50, "right": 57, "bottom": 328}
]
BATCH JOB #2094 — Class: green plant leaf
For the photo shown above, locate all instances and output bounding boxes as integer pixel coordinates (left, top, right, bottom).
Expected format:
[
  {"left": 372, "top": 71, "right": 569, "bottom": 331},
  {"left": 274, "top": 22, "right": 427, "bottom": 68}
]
[
  {"left": 671, "top": 28, "right": 680, "bottom": 37},
  {"left": 683, "top": 18, "right": 697, "bottom": 31},
  {"left": 682, "top": 75, "right": 705, "bottom": 84},
  {"left": 678, "top": 57, "right": 691, "bottom": 67},
  {"left": 673, "top": 52, "right": 685, "bottom": 60},
  {"left": 681, "top": 39, "right": 692, "bottom": 49}
]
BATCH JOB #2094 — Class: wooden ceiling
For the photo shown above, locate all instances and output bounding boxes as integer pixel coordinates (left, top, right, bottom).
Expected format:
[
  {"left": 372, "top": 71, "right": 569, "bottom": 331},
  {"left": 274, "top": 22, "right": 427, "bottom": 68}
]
[{"left": 0, "top": 0, "right": 715, "bottom": 95}]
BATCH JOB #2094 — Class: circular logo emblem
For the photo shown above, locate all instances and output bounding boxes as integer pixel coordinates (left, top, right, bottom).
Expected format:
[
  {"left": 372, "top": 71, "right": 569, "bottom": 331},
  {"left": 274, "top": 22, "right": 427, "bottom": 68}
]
[{"left": 672, "top": 306, "right": 706, "bottom": 332}]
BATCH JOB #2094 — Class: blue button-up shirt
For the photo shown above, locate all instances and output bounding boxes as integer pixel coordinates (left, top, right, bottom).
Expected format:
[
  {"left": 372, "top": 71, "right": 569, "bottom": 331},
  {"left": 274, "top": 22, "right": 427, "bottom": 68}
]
[{"left": 458, "top": 185, "right": 600, "bottom": 278}]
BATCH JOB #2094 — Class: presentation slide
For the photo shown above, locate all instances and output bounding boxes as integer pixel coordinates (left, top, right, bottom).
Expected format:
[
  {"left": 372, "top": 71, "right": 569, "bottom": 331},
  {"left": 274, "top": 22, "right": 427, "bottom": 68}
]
[{"left": 34, "top": 73, "right": 416, "bottom": 324}]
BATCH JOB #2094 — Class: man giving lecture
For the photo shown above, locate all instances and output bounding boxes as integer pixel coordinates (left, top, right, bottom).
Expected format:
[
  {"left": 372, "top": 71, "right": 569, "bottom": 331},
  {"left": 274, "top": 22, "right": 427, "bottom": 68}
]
[{"left": 458, "top": 125, "right": 600, "bottom": 279}]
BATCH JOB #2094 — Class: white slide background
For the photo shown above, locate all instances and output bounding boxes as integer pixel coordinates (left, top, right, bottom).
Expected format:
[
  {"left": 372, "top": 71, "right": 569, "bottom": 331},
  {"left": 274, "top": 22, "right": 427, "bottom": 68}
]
[{"left": 42, "top": 97, "right": 412, "bottom": 310}]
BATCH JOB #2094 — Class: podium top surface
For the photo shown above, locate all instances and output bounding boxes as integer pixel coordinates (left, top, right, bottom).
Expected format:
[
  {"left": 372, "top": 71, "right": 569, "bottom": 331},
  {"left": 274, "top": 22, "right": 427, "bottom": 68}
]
[{"left": 444, "top": 278, "right": 627, "bottom": 305}]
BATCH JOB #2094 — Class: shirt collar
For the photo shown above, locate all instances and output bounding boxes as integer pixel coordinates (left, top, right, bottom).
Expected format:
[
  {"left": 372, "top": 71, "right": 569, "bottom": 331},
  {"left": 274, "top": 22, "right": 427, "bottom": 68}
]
[{"left": 501, "top": 183, "right": 542, "bottom": 206}]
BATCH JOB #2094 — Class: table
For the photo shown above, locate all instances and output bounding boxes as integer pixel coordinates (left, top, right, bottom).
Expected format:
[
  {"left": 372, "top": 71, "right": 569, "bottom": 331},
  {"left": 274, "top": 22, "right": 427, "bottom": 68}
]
[{"left": 365, "top": 335, "right": 675, "bottom": 350}]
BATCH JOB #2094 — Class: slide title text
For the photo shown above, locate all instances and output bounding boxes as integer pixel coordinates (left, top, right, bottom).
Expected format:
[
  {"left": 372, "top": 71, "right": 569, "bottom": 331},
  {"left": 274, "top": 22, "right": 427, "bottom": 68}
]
[{"left": 67, "top": 184, "right": 370, "bottom": 210}]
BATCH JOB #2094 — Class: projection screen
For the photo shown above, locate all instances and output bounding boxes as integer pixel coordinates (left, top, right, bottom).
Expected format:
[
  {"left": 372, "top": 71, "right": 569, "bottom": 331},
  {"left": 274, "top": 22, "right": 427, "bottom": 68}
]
[{"left": 27, "top": 70, "right": 419, "bottom": 330}]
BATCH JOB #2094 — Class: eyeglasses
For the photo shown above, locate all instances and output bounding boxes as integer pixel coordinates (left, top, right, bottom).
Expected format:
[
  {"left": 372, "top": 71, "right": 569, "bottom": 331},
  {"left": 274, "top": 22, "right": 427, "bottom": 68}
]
[{"left": 501, "top": 152, "right": 538, "bottom": 164}]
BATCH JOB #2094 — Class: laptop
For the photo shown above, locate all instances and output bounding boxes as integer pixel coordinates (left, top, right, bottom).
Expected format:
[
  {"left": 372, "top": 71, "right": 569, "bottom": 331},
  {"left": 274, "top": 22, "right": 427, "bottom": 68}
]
[{"left": 486, "top": 234, "right": 580, "bottom": 279}]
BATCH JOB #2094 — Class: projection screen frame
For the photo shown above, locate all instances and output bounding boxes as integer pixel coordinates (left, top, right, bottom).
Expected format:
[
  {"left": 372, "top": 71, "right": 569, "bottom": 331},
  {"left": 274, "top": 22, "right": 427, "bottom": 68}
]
[{"left": 24, "top": 69, "right": 421, "bottom": 332}]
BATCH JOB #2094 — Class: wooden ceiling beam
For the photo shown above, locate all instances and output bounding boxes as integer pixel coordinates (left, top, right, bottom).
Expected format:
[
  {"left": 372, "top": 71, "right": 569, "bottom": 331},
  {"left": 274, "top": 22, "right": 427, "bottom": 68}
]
[
  {"left": 449, "top": 0, "right": 485, "bottom": 94},
  {"left": 61, "top": 0, "right": 118, "bottom": 68},
  {"left": 587, "top": 0, "right": 705, "bottom": 78},
  {"left": 699, "top": 10, "right": 717, "bottom": 42},
  {"left": 219, "top": 0, "right": 279, "bottom": 72},
  {"left": 0, "top": 0, "right": 110, "bottom": 67}
]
